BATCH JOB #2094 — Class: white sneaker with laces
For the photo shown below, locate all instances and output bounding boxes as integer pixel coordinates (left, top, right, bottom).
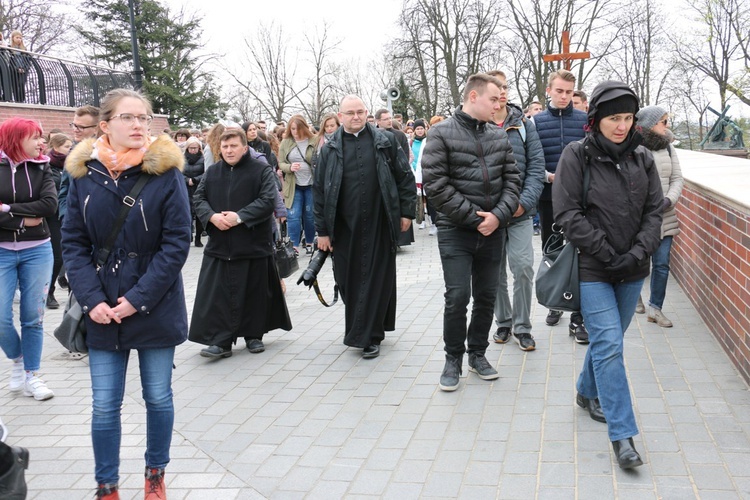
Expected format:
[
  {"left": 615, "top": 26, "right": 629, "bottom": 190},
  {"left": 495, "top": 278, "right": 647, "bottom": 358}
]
[
  {"left": 9, "top": 357, "right": 24, "bottom": 392},
  {"left": 23, "top": 374, "right": 54, "bottom": 401}
]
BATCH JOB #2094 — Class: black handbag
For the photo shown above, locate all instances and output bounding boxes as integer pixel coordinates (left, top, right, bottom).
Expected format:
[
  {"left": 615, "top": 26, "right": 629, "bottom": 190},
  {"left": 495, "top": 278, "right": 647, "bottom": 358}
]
[
  {"left": 535, "top": 229, "right": 580, "bottom": 312},
  {"left": 54, "top": 174, "right": 152, "bottom": 353},
  {"left": 535, "top": 163, "right": 590, "bottom": 313},
  {"left": 274, "top": 221, "right": 299, "bottom": 278}
]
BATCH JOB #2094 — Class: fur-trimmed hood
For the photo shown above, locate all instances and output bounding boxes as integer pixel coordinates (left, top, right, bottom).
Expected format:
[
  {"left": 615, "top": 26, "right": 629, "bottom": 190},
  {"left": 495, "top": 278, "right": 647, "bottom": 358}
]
[{"left": 65, "top": 134, "right": 185, "bottom": 179}]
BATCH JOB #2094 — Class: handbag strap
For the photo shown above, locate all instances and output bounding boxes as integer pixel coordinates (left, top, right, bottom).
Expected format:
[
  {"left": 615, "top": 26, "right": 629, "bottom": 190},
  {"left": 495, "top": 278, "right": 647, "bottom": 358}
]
[{"left": 96, "top": 174, "right": 152, "bottom": 268}]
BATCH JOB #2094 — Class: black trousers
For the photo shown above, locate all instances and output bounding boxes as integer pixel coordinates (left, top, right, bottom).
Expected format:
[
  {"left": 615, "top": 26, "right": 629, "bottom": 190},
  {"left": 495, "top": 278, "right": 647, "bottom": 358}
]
[{"left": 46, "top": 216, "right": 63, "bottom": 295}]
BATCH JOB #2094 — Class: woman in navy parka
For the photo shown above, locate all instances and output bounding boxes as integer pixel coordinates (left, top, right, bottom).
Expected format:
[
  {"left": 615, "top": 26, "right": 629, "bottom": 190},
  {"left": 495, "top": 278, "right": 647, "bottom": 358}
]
[{"left": 61, "top": 89, "right": 191, "bottom": 499}]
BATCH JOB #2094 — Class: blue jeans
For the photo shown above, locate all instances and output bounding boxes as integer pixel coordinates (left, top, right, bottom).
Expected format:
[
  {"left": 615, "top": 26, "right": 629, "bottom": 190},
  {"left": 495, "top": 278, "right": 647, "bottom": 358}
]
[
  {"left": 89, "top": 347, "right": 176, "bottom": 484},
  {"left": 0, "top": 242, "right": 52, "bottom": 372},
  {"left": 288, "top": 185, "right": 315, "bottom": 247},
  {"left": 438, "top": 226, "right": 504, "bottom": 357},
  {"left": 649, "top": 236, "right": 672, "bottom": 310},
  {"left": 578, "top": 279, "right": 643, "bottom": 441}
]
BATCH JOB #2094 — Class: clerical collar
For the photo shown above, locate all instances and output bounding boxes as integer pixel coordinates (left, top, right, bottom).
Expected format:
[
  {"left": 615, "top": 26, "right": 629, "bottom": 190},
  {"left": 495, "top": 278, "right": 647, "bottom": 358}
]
[{"left": 343, "top": 126, "right": 367, "bottom": 138}]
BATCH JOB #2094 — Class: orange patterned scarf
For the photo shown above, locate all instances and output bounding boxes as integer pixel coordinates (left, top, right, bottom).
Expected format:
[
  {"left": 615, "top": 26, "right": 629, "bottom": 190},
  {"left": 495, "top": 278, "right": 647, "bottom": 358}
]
[{"left": 92, "top": 135, "right": 153, "bottom": 179}]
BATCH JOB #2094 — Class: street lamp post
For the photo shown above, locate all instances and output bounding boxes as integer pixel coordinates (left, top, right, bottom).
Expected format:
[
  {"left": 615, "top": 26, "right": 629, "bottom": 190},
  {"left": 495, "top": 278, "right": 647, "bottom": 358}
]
[{"left": 128, "top": 0, "right": 144, "bottom": 90}]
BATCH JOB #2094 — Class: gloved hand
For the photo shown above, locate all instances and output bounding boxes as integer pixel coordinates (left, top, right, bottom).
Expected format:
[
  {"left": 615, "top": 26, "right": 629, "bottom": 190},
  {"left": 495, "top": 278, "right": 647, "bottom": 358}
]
[
  {"left": 605, "top": 253, "right": 639, "bottom": 282},
  {"left": 662, "top": 198, "right": 671, "bottom": 212}
]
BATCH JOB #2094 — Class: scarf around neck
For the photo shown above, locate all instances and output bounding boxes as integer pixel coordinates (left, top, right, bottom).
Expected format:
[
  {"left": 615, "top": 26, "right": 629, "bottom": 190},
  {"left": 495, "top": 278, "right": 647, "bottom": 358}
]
[{"left": 92, "top": 135, "right": 152, "bottom": 179}]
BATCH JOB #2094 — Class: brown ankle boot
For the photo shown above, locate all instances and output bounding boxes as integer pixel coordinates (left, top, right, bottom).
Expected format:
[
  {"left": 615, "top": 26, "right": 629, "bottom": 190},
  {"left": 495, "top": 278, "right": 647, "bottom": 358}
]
[
  {"left": 96, "top": 483, "right": 119, "bottom": 499},
  {"left": 144, "top": 467, "right": 166, "bottom": 499}
]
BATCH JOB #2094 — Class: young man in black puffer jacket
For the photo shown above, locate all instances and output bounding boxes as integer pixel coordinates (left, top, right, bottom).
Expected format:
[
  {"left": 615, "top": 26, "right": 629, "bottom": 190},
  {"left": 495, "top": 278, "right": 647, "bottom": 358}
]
[{"left": 422, "top": 73, "right": 521, "bottom": 392}]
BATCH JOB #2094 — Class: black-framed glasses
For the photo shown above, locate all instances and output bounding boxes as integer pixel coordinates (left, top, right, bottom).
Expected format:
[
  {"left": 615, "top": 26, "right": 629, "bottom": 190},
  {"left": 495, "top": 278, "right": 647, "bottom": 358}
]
[
  {"left": 108, "top": 114, "right": 154, "bottom": 125},
  {"left": 69, "top": 123, "right": 97, "bottom": 131}
]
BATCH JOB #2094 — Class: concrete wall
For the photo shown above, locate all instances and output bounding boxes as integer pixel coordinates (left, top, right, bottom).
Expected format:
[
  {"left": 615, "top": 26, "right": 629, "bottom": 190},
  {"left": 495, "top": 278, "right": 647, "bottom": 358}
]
[
  {"left": 670, "top": 149, "right": 750, "bottom": 384},
  {"left": 0, "top": 103, "right": 171, "bottom": 136}
]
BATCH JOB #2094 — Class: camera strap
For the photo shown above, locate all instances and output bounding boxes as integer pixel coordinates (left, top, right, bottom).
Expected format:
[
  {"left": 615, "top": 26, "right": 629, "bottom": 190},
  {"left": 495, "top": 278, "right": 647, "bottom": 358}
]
[{"left": 313, "top": 280, "right": 339, "bottom": 307}]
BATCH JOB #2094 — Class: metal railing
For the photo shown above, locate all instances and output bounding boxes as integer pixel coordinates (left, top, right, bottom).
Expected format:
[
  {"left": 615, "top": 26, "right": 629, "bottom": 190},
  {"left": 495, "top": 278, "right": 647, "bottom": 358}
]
[{"left": 0, "top": 47, "right": 135, "bottom": 107}]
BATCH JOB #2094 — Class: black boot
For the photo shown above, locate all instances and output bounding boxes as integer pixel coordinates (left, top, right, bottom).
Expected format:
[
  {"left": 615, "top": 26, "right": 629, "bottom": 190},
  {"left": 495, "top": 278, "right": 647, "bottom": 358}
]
[
  {"left": 0, "top": 444, "right": 29, "bottom": 500},
  {"left": 612, "top": 438, "right": 643, "bottom": 469}
]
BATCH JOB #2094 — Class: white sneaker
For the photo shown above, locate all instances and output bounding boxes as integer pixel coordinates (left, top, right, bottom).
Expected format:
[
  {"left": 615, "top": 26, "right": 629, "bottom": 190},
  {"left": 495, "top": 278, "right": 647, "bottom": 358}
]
[
  {"left": 429, "top": 226, "right": 438, "bottom": 236},
  {"left": 9, "top": 357, "right": 24, "bottom": 392},
  {"left": 0, "top": 416, "right": 7, "bottom": 442},
  {"left": 23, "top": 374, "right": 54, "bottom": 401},
  {"left": 418, "top": 222, "right": 426, "bottom": 229}
]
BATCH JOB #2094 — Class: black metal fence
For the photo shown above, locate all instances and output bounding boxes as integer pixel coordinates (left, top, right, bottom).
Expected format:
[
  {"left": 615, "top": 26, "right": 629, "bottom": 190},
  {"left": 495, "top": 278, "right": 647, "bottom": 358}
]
[{"left": 0, "top": 47, "right": 135, "bottom": 107}]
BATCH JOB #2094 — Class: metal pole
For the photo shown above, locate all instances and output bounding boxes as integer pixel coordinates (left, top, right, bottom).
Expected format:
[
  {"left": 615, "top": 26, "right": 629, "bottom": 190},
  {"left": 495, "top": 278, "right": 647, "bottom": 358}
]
[{"left": 128, "top": 0, "right": 144, "bottom": 90}]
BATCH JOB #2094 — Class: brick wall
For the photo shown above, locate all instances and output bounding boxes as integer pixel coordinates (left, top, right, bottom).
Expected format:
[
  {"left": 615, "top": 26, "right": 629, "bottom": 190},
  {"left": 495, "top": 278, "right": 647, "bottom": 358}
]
[
  {"left": 671, "top": 181, "right": 750, "bottom": 384},
  {"left": 0, "top": 103, "right": 170, "bottom": 137}
]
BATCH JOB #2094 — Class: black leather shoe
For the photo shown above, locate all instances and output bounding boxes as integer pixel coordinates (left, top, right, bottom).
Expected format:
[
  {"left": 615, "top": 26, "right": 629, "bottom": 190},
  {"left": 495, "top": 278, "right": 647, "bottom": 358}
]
[
  {"left": 57, "top": 275, "right": 69, "bottom": 290},
  {"left": 200, "top": 345, "right": 232, "bottom": 359},
  {"left": 576, "top": 393, "right": 606, "bottom": 423},
  {"left": 612, "top": 438, "right": 643, "bottom": 469},
  {"left": 362, "top": 344, "right": 380, "bottom": 359},
  {"left": 195, "top": 241, "right": 203, "bottom": 247},
  {"left": 246, "top": 339, "right": 265, "bottom": 353},
  {"left": 46, "top": 294, "right": 60, "bottom": 310}
]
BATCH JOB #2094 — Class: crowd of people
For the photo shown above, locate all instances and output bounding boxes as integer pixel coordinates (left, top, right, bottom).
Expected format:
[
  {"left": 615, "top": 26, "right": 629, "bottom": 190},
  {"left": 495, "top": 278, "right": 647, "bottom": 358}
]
[{"left": 0, "top": 67, "right": 685, "bottom": 497}]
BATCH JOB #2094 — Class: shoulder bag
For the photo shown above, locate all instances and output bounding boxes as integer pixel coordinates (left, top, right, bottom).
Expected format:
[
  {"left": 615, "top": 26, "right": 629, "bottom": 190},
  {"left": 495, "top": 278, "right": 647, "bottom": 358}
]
[
  {"left": 274, "top": 220, "right": 299, "bottom": 279},
  {"left": 54, "top": 174, "right": 152, "bottom": 353},
  {"left": 535, "top": 163, "right": 590, "bottom": 313}
]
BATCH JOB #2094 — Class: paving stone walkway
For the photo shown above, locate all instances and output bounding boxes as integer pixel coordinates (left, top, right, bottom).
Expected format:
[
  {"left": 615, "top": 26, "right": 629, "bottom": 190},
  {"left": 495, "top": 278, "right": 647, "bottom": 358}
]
[{"left": 2, "top": 228, "right": 749, "bottom": 499}]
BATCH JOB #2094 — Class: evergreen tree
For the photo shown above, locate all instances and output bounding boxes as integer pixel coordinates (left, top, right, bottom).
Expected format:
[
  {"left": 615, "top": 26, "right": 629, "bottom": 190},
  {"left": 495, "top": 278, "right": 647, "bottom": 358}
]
[{"left": 76, "top": 0, "right": 221, "bottom": 127}]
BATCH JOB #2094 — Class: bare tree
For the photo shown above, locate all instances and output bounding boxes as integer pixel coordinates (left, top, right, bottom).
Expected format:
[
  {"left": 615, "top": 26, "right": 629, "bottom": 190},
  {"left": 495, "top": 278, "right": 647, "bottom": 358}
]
[
  {"left": 599, "top": 0, "right": 675, "bottom": 105},
  {"left": 0, "top": 0, "right": 70, "bottom": 54},
  {"left": 673, "top": 0, "right": 746, "bottom": 109},
  {"left": 229, "top": 23, "right": 307, "bottom": 122},
  {"left": 298, "top": 22, "right": 341, "bottom": 126}
]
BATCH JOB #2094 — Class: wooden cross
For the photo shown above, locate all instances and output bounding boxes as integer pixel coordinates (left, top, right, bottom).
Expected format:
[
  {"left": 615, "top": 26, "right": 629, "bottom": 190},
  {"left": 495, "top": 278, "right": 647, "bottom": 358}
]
[{"left": 543, "top": 31, "right": 590, "bottom": 70}]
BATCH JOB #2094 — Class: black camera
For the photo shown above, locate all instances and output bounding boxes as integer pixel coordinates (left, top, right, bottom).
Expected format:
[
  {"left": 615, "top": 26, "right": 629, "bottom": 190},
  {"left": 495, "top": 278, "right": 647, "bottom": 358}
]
[{"left": 297, "top": 249, "right": 330, "bottom": 288}]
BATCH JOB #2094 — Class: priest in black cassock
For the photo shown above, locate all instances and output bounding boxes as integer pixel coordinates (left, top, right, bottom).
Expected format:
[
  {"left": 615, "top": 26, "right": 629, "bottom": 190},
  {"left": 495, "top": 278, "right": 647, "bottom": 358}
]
[
  {"left": 314, "top": 95, "right": 417, "bottom": 359},
  {"left": 189, "top": 129, "right": 292, "bottom": 359}
]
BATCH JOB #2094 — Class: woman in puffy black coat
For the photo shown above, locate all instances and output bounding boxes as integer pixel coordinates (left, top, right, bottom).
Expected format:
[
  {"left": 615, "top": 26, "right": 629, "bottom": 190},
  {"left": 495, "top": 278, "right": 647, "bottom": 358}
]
[
  {"left": 553, "top": 81, "right": 663, "bottom": 469},
  {"left": 183, "top": 136, "right": 205, "bottom": 247},
  {"left": 62, "top": 88, "right": 191, "bottom": 499}
]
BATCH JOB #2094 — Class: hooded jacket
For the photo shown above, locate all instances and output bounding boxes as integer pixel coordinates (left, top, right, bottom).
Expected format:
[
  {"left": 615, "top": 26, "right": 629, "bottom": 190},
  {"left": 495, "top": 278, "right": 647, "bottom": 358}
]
[
  {"left": 498, "top": 103, "right": 545, "bottom": 221},
  {"left": 552, "top": 82, "right": 663, "bottom": 283},
  {"left": 421, "top": 106, "right": 521, "bottom": 230},
  {"left": 61, "top": 135, "right": 192, "bottom": 351},
  {"left": 0, "top": 153, "right": 57, "bottom": 243}
]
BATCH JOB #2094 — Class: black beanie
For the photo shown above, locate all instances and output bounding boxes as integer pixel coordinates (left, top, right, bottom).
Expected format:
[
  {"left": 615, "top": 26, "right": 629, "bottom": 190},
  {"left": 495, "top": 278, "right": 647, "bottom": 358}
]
[
  {"left": 595, "top": 95, "right": 638, "bottom": 122},
  {"left": 413, "top": 119, "right": 426, "bottom": 129}
]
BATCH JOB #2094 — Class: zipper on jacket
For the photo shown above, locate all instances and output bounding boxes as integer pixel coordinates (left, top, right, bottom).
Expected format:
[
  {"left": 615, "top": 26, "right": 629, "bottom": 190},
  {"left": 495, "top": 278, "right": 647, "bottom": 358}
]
[
  {"left": 473, "top": 132, "right": 492, "bottom": 208},
  {"left": 139, "top": 199, "right": 148, "bottom": 231},
  {"left": 83, "top": 195, "right": 90, "bottom": 224}
]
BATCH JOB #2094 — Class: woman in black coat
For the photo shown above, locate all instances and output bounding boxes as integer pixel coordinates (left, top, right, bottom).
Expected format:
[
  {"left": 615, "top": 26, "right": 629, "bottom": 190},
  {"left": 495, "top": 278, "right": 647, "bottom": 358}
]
[
  {"left": 553, "top": 81, "right": 663, "bottom": 469},
  {"left": 183, "top": 136, "right": 205, "bottom": 246}
]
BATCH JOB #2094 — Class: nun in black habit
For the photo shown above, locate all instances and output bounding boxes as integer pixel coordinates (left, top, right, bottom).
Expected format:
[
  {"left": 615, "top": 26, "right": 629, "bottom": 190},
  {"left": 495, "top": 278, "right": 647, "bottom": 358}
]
[{"left": 189, "top": 130, "right": 292, "bottom": 358}]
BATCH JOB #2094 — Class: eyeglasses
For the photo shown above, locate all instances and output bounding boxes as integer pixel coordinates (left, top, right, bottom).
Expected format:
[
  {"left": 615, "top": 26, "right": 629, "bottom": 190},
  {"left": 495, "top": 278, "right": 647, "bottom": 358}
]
[
  {"left": 69, "top": 123, "right": 97, "bottom": 131},
  {"left": 343, "top": 110, "right": 367, "bottom": 117},
  {"left": 108, "top": 114, "right": 153, "bottom": 125}
]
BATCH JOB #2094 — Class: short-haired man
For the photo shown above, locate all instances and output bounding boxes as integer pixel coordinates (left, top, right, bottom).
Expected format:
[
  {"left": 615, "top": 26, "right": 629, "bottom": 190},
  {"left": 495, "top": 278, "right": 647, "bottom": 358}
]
[
  {"left": 366, "top": 114, "right": 375, "bottom": 124},
  {"left": 526, "top": 100, "right": 544, "bottom": 118},
  {"left": 422, "top": 73, "right": 521, "bottom": 391},
  {"left": 189, "top": 129, "right": 292, "bottom": 358},
  {"left": 374, "top": 108, "right": 410, "bottom": 160},
  {"left": 393, "top": 113, "right": 404, "bottom": 127},
  {"left": 314, "top": 95, "right": 416, "bottom": 359},
  {"left": 573, "top": 90, "right": 589, "bottom": 112},
  {"left": 256, "top": 120, "right": 267, "bottom": 132},
  {"left": 485, "top": 70, "right": 545, "bottom": 352},
  {"left": 56, "top": 106, "right": 101, "bottom": 297},
  {"left": 533, "top": 69, "right": 589, "bottom": 343}
]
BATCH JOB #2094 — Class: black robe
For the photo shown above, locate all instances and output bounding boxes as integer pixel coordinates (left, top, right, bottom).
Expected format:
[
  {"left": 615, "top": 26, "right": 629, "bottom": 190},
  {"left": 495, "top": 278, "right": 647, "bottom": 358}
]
[
  {"left": 334, "top": 130, "right": 397, "bottom": 348},
  {"left": 189, "top": 150, "right": 292, "bottom": 347}
]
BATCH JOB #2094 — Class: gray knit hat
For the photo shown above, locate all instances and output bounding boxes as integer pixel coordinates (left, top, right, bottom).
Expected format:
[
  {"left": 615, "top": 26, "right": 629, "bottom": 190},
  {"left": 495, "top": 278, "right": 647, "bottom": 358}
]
[{"left": 636, "top": 105, "right": 668, "bottom": 130}]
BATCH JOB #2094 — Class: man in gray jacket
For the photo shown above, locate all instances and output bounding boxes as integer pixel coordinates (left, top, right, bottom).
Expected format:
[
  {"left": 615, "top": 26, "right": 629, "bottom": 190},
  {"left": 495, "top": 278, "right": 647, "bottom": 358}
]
[
  {"left": 486, "top": 70, "right": 545, "bottom": 352},
  {"left": 422, "top": 73, "right": 521, "bottom": 392}
]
